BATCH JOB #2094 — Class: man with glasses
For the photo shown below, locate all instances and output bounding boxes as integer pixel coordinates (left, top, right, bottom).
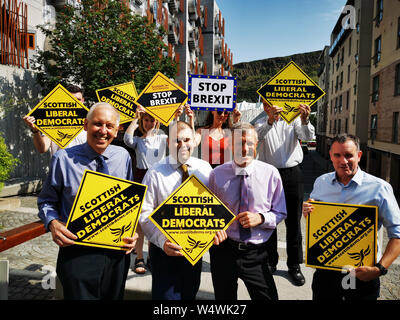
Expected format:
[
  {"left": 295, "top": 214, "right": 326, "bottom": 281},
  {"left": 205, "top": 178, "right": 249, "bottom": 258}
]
[{"left": 139, "top": 121, "right": 227, "bottom": 300}]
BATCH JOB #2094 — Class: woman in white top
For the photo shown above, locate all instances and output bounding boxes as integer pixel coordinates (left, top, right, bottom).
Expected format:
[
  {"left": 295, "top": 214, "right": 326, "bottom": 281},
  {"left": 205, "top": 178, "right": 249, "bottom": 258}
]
[{"left": 124, "top": 106, "right": 168, "bottom": 274}]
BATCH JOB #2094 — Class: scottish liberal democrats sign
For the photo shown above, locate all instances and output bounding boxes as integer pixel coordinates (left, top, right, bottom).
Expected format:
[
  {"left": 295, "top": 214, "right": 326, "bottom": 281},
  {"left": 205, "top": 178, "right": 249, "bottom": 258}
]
[{"left": 305, "top": 201, "right": 377, "bottom": 271}]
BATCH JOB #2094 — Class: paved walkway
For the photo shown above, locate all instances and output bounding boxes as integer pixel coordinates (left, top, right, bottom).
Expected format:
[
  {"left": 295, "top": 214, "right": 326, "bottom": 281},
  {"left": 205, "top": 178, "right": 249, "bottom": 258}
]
[{"left": 0, "top": 150, "right": 399, "bottom": 300}]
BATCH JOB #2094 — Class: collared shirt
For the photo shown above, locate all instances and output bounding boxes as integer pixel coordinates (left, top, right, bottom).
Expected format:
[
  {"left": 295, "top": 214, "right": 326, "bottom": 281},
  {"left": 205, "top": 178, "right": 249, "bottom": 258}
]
[
  {"left": 208, "top": 159, "right": 287, "bottom": 244},
  {"left": 254, "top": 116, "right": 315, "bottom": 169},
  {"left": 139, "top": 155, "right": 213, "bottom": 249},
  {"left": 123, "top": 131, "right": 168, "bottom": 169},
  {"left": 50, "top": 130, "right": 87, "bottom": 156},
  {"left": 38, "top": 142, "right": 133, "bottom": 230},
  {"left": 310, "top": 168, "right": 400, "bottom": 259}
]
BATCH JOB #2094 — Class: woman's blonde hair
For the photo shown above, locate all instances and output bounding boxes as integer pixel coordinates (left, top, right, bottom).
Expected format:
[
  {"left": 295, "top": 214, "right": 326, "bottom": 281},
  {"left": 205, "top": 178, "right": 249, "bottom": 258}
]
[{"left": 137, "top": 111, "right": 160, "bottom": 135}]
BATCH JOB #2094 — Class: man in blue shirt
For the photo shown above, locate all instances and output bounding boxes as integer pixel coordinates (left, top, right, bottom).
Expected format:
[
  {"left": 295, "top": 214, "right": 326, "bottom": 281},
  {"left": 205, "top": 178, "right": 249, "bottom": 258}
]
[
  {"left": 38, "top": 102, "right": 137, "bottom": 299},
  {"left": 303, "top": 134, "right": 400, "bottom": 300}
]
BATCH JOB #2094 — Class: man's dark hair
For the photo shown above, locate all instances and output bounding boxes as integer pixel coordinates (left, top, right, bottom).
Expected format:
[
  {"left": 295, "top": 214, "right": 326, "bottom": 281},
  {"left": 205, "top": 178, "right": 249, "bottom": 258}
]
[
  {"left": 331, "top": 134, "right": 360, "bottom": 151},
  {"left": 65, "top": 84, "right": 83, "bottom": 95}
]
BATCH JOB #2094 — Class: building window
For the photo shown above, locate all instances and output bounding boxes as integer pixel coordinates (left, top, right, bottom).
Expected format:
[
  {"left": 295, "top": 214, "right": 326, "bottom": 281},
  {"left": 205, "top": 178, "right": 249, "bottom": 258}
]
[
  {"left": 372, "top": 75, "right": 380, "bottom": 102},
  {"left": 334, "top": 97, "right": 338, "bottom": 113},
  {"left": 347, "top": 64, "right": 351, "bottom": 83},
  {"left": 375, "top": 0, "right": 383, "bottom": 26},
  {"left": 395, "top": 63, "right": 400, "bottom": 96},
  {"left": 340, "top": 71, "right": 343, "bottom": 90},
  {"left": 345, "top": 118, "right": 348, "bottom": 133},
  {"left": 393, "top": 112, "right": 399, "bottom": 144},
  {"left": 349, "top": 37, "right": 352, "bottom": 56},
  {"left": 346, "top": 91, "right": 350, "bottom": 109},
  {"left": 0, "top": 0, "right": 30, "bottom": 68},
  {"left": 335, "top": 76, "right": 339, "bottom": 93},
  {"left": 339, "top": 94, "right": 343, "bottom": 113},
  {"left": 341, "top": 47, "right": 344, "bottom": 65},
  {"left": 338, "top": 119, "right": 341, "bottom": 134},
  {"left": 374, "top": 36, "right": 382, "bottom": 65},
  {"left": 397, "top": 17, "right": 400, "bottom": 49},
  {"left": 371, "top": 115, "right": 377, "bottom": 140},
  {"left": 27, "top": 33, "right": 35, "bottom": 50},
  {"left": 336, "top": 53, "right": 340, "bottom": 71}
]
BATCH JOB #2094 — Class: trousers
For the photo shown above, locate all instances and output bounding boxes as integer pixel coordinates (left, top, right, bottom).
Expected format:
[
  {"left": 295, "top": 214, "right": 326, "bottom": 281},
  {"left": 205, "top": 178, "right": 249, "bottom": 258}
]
[
  {"left": 266, "top": 164, "right": 304, "bottom": 267},
  {"left": 312, "top": 269, "right": 380, "bottom": 300},
  {"left": 209, "top": 240, "right": 278, "bottom": 300},
  {"left": 149, "top": 242, "right": 202, "bottom": 300},
  {"left": 56, "top": 245, "right": 130, "bottom": 300}
]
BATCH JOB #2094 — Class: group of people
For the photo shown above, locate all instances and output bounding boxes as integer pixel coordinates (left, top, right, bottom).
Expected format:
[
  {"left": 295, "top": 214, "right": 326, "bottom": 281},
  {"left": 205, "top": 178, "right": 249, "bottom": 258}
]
[{"left": 23, "top": 85, "right": 400, "bottom": 301}]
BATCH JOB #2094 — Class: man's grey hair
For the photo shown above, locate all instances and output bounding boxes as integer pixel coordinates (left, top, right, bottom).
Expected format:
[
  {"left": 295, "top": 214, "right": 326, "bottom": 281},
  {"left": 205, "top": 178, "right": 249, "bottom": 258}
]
[
  {"left": 86, "top": 102, "right": 120, "bottom": 127},
  {"left": 231, "top": 122, "right": 258, "bottom": 141},
  {"left": 331, "top": 134, "right": 360, "bottom": 151}
]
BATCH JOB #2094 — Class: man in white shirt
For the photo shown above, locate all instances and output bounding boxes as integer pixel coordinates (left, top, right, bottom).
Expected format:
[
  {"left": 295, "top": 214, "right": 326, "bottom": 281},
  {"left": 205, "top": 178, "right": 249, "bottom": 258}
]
[
  {"left": 255, "top": 101, "right": 315, "bottom": 286},
  {"left": 139, "top": 121, "right": 227, "bottom": 300}
]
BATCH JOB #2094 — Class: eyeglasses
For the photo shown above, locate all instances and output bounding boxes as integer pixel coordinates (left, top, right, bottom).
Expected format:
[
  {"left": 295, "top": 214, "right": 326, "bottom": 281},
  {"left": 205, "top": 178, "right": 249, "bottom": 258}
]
[{"left": 216, "top": 110, "right": 230, "bottom": 116}]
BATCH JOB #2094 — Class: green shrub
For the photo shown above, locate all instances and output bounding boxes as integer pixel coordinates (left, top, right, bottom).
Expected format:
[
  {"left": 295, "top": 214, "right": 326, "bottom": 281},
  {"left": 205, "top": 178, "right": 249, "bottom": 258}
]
[{"left": 0, "top": 134, "right": 19, "bottom": 191}]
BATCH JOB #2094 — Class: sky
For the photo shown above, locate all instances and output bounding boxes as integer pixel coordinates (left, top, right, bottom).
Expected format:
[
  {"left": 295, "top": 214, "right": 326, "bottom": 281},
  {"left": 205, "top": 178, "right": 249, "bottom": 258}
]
[{"left": 216, "top": 0, "right": 347, "bottom": 64}]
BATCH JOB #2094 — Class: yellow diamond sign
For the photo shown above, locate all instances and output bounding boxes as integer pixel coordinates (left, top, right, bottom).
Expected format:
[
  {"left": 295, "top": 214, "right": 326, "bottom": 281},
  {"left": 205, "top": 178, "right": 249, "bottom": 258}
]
[
  {"left": 135, "top": 72, "right": 188, "bottom": 126},
  {"left": 305, "top": 201, "right": 378, "bottom": 271},
  {"left": 257, "top": 61, "right": 325, "bottom": 124},
  {"left": 26, "top": 84, "right": 89, "bottom": 149},
  {"left": 66, "top": 170, "right": 147, "bottom": 251},
  {"left": 149, "top": 175, "right": 236, "bottom": 265},
  {"left": 96, "top": 81, "right": 138, "bottom": 124}
]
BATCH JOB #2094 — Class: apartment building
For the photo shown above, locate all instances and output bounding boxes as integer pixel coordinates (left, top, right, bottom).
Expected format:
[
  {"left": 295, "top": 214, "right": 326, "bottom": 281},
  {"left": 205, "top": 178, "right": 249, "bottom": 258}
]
[
  {"left": 317, "top": 0, "right": 374, "bottom": 167},
  {"left": 316, "top": 46, "right": 330, "bottom": 158},
  {"left": 367, "top": 0, "right": 400, "bottom": 198},
  {"left": 130, "top": 0, "right": 233, "bottom": 91},
  {"left": 128, "top": 0, "right": 234, "bottom": 126}
]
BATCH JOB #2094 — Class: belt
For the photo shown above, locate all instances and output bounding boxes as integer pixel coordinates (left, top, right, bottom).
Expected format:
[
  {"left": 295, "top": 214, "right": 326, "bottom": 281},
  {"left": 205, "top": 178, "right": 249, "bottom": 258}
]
[
  {"left": 226, "top": 238, "right": 266, "bottom": 251},
  {"left": 278, "top": 164, "right": 300, "bottom": 172}
]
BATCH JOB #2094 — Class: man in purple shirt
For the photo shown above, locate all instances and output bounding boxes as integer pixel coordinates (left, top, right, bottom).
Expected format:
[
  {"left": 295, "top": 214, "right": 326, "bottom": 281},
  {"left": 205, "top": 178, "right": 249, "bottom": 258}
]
[{"left": 208, "top": 122, "right": 287, "bottom": 300}]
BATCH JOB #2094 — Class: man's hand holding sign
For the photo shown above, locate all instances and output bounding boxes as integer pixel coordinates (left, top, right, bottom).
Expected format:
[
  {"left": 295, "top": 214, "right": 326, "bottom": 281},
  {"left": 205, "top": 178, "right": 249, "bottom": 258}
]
[{"left": 263, "top": 102, "right": 311, "bottom": 126}]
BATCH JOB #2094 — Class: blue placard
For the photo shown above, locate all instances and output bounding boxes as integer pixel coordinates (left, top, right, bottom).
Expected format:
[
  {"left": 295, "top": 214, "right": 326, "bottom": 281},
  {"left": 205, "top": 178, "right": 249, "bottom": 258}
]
[{"left": 188, "top": 74, "right": 237, "bottom": 111}]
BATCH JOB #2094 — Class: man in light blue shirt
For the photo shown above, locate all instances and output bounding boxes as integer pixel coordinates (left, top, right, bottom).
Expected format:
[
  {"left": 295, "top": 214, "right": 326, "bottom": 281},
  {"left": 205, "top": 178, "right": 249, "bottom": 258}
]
[
  {"left": 38, "top": 102, "right": 137, "bottom": 299},
  {"left": 303, "top": 134, "right": 400, "bottom": 300}
]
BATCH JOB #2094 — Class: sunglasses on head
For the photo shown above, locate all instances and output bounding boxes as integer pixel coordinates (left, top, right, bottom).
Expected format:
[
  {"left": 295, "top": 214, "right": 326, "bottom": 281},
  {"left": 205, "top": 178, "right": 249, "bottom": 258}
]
[{"left": 216, "top": 110, "right": 230, "bottom": 115}]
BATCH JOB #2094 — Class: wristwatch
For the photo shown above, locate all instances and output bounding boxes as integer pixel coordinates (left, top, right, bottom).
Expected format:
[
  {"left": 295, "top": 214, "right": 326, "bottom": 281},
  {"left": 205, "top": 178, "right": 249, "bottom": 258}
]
[{"left": 375, "top": 263, "right": 388, "bottom": 276}]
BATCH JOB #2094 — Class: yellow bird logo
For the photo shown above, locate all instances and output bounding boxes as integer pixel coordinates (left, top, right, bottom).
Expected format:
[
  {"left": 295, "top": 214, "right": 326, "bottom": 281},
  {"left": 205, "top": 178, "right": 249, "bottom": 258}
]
[
  {"left": 281, "top": 103, "right": 299, "bottom": 115},
  {"left": 185, "top": 235, "right": 208, "bottom": 254},
  {"left": 110, "top": 222, "right": 132, "bottom": 243},
  {"left": 348, "top": 245, "right": 371, "bottom": 267},
  {"left": 56, "top": 130, "right": 74, "bottom": 142}
]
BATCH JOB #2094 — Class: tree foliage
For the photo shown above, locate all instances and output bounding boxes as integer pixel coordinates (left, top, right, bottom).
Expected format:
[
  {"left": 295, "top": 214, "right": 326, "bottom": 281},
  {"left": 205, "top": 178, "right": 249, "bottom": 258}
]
[{"left": 33, "top": 0, "right": 177, "bottom": 103}]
